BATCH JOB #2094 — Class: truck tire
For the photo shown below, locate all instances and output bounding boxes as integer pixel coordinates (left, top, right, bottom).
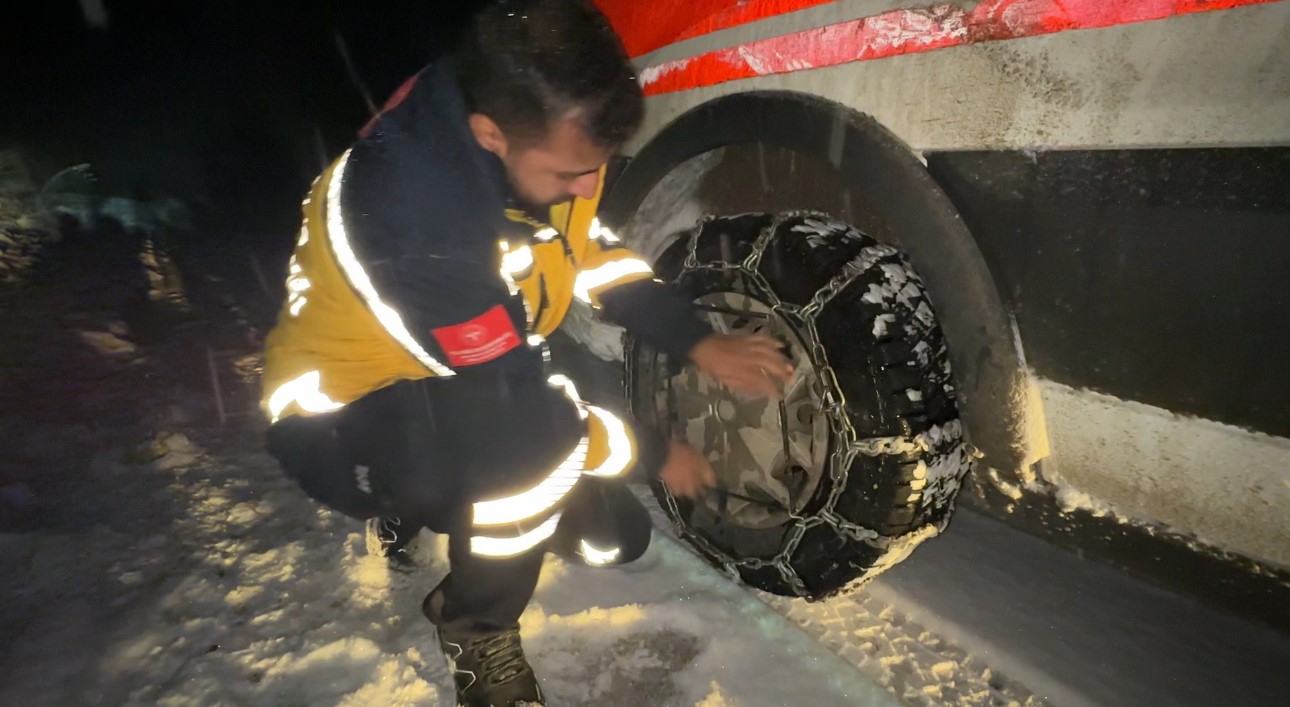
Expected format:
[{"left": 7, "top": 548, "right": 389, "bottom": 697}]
[{"left": 626, "top": 211, "right": 974, "bottom": 599}]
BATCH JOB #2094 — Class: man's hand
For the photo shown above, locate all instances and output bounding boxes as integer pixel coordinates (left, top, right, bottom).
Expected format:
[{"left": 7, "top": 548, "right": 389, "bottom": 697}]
[
  {"left": 689, "top": 333, "right": 794, "bottom": 400},
  {"left": 658, "top": 439, "right": 717, "bottom": 498}
]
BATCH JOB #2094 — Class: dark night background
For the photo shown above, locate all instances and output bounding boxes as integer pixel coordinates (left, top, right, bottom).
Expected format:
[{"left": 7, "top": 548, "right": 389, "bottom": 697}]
[{"left": 1, "top": 1, "right": 493, "bottom": 236}]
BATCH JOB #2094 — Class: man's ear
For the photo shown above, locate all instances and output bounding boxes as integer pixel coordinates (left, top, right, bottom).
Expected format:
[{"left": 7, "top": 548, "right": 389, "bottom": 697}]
[{"left": 469, "top": 114, "right": 508, "bottom": 158}]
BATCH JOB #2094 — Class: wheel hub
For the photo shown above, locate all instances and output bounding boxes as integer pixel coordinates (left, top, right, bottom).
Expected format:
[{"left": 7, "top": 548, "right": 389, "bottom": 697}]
[
  {"left": 713, "top": 399, "right": 739, "bottom": 422},
  {"left": 663, "top": 291, "right": 829, "bottom": 529}
]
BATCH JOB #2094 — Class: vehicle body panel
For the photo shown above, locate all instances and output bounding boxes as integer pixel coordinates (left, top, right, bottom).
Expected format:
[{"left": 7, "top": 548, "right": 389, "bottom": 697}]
[{"left": 594, "top": 0, "right": 1290, "bottom": 571}]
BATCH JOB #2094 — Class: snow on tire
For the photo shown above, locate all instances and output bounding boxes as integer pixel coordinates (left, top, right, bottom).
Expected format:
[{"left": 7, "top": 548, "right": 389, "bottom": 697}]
[{"left": 626, "top": 211, "right": 973, "bottom": 599}]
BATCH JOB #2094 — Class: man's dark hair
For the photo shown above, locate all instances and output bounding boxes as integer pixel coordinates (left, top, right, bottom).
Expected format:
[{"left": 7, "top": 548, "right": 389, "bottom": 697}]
[{"left": 457, "top": 0, "right": 644, "bottom": 149}]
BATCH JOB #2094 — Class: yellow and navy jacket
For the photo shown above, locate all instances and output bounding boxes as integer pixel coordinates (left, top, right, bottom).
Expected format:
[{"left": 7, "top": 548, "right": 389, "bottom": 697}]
[{"left": 261, "top": 61, "right": 711, "bottom": 425}]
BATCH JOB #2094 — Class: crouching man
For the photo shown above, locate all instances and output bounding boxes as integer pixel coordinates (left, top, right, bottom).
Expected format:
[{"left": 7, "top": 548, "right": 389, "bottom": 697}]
[{"left": 260, "top": 2, "right": 791, "bottom": 704}]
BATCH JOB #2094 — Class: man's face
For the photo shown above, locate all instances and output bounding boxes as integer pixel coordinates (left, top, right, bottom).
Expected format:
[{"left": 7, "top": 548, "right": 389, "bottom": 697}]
[{"left": 472, "top": 113, "right": 612, "bottom": 207}]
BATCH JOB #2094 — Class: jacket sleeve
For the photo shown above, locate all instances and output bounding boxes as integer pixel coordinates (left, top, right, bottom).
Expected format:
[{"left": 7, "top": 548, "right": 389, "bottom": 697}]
[
  {"left": 576, "top": 229, "right": 712, "bottom": 361},
  {"left": 330, "top": 133, "right": 544, "bottom": 381}
]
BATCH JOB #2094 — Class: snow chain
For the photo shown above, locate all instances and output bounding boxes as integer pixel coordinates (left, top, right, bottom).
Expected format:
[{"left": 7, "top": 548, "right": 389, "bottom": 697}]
[{"left": 625, "top": 214, "right": 929, "bottom": 600}]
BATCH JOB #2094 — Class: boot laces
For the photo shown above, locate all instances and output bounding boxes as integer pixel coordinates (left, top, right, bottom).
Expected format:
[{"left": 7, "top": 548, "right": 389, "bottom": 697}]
[
  {"left": 470, "top": 630, "right": 528, "bottom": 686},
  {"left": 376, "top": 516, "right": 402, "bottom": 546}
]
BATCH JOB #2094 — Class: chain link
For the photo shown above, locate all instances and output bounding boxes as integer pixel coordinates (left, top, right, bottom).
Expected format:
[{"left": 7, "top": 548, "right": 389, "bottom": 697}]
[{"left": 800, "top": 244, "right": 898, "bottom": 319}]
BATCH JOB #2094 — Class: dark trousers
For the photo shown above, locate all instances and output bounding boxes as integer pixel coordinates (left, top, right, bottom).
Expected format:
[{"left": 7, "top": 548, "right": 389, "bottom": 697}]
[{"left": 266, "top": 373, "right": 653, "bottom": 631}]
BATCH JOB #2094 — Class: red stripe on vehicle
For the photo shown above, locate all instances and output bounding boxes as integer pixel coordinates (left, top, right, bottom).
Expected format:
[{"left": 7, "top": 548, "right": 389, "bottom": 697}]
[
  {"left": 670, "top": 0, "right": 840, "bottom": 46},
  {"left": 639, "top": 0, "right": 1281, "bottom": 96},
  {"left": 594, "top": 0, "right": 838, "bottom": 57}
]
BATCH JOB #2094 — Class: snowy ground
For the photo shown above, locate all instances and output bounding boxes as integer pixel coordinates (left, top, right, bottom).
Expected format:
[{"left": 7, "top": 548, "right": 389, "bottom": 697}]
[
  {"left": 762, "top": 508, "right": 1290, "bottom": 707},
  {"left": 0, "top": 433, "right": 895, "bottom": 706},
  {"left": 862, "top": 511, "right": 1290, "bottom": 707}
]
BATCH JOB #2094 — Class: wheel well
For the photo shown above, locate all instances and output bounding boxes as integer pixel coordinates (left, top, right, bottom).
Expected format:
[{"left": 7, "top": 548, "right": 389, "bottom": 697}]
[{"left": 603, "top": 90, "right": 1048, "bottom": 475}]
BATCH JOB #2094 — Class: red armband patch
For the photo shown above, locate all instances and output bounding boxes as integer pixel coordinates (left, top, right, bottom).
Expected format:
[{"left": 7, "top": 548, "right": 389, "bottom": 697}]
[{"left": 431, "top": 305, "right": 522, "bottom": 367}]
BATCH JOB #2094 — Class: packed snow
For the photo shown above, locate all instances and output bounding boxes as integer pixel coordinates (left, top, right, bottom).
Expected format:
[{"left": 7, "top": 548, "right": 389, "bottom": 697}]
[
  {"left": 863, "top": 510, "right": 1290, "bottom": 707},
  {"left": 0, "top": 430, "right": 898, "bottom": 706}
]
